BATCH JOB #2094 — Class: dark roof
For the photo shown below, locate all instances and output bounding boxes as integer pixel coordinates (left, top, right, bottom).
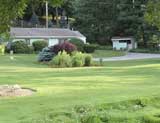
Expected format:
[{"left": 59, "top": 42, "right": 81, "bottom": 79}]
[
  {"left": 111, "top": 37, "right": 134, "bottom": 41},
  {"left": 10, "top": 28, "right": 85, "bottom": 38}
]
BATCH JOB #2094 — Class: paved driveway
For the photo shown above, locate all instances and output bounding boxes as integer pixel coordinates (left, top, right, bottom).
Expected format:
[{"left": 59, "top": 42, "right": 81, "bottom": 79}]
[{"left": 94, "top": 53, "right": 160, "bottom": 61}]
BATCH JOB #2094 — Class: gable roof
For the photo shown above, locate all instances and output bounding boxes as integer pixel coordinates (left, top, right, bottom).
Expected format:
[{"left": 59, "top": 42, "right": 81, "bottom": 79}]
[
  {"left": 10, "top": 28, "right": 86, "bottom": 38},
  {"left": 111, "top": 36, "right": 134, "bottom": 41}
]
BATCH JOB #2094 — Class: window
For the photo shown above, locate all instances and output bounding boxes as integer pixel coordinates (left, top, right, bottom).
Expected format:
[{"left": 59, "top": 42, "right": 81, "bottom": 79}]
[{"left": 119, "top": 40, "right": 131, "bottom": 44}]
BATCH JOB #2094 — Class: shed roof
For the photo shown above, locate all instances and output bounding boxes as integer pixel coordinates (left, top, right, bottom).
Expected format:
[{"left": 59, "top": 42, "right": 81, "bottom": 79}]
[
  {"left": 10, "top": 28, "right": 86, "bottom": 38},
  {"left": 111, "top": 37, "right": 134, "bottom": 41}
]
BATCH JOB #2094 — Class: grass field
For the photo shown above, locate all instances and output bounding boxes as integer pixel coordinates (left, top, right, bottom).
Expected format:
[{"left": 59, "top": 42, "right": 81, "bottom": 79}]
[
  {"left": 0, "top": 54, "right": 160, "bottom": 123},
  {"left": 92, "top": 50, "right": 126, "bottom": 58}
]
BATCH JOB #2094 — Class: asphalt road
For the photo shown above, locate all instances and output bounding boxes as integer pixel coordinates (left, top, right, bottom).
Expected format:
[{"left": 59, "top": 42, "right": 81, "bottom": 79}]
[{"left": 94, "top": 53, "right": 160, "bottom": 61}]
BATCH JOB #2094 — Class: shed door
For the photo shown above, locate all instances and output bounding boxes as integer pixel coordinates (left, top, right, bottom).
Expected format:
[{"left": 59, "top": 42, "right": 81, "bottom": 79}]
[{"left": 49, "top": 39, "right": 59, "bottom": 47}]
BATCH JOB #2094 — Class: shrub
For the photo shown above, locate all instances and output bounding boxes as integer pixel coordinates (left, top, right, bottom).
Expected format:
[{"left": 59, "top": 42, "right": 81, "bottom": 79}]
[
  {"left": 38, "top": 47, "right": 55, "bottom": 62},
  {"left": 27, "top": 46, "right": 34, "bottom": 54},
  {"left": 84, "top": 54, "right": 93, "bottom": 66},
  {"left": 50, "top": 51, "right": 72, "bottom": 67},
  {"left": 84, "top": 44, "right": 97, "bottom": 53},
  {"left": 11, "top": 41, "right": 33, "bottom": 54},
  {"left": 71, "top": 52, "right": 85, "bottom": 67},
  {"left": 96, "top": 45, "right": 113, "bottom": 50},
  {"left": 49, "top": 51, "right": 93, "bottom": 68},
  {"left": 69, "top": 38, "right": 85, "bottom": 52},
  {"left": 50, "top": 41, "right": 77, "bottom": 54},
  {"left": 0, "top": 45, "right": 5, "bottom": 55},
  {"left": 32, "top": 40, "right": 48, "bottom": 52}
]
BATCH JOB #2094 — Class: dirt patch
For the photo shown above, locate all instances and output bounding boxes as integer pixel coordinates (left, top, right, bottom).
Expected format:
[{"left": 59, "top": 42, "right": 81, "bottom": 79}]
[{"left": 0, "top": 85, "right": 35, "bottom": 97}]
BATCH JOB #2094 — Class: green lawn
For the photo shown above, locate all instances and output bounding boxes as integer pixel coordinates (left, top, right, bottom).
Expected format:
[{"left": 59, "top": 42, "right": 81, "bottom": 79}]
[
  {"left": 0, "top": 54, "right": 160, "bottom": 123},
  {"left": 92, "top": 50, "right": 126, "bottom": 58}
]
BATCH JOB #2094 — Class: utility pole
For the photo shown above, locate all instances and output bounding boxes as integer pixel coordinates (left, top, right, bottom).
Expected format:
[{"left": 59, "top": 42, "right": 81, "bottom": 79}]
[
  {"left": 46, "top": 1, "right": 49, "bottom": 28},
  {"left": 132, "top": 0, "right": 135, "bottom": 8}
]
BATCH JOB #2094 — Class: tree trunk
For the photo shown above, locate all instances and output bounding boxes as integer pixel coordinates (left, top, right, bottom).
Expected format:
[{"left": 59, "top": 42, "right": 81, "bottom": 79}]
[{"left": 55, "top": 7, "right": 60, "bottom": 28}]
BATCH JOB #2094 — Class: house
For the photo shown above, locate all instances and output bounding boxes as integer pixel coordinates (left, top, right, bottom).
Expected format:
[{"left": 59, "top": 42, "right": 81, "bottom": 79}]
[
  {"left": 10, "top": 28, "right": 86, "bottom": 46},
  {"left": 111, "top": 37, "right": 137, "bottom": 50}
]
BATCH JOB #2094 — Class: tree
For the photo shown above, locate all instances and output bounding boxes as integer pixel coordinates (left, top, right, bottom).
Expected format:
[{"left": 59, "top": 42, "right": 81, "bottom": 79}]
[
  {"left": 30, "top": 12, "right": 40, "bottom": 27},
  {"left": 42, "top": 0, "right": 64, "bottom": 27},
  {"left": 73, "top": 0, "right": 155, "bottom": 46},
  {"left": 145, "top": 0, "right": 160, "bottom": 30},
  {"left": 0, "top": 0, "right": 27, "bottom": 33},
  {"left": 115, "top": 0, "right": 149, "bottom": 46},
  {"left": 49, "top": 0, "right": 64, "bottom": 27},
  {"left": 73, "top": 0, "right": 117, "bottom": 44}
]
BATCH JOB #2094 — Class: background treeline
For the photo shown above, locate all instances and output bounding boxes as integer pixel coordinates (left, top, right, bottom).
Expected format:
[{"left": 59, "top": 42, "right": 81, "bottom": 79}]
[{"left": 1, "top": 0, "right": 160, "bottom": 47}]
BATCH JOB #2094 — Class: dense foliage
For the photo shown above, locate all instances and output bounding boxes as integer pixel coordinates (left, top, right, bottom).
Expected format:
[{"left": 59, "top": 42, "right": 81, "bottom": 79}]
[
  {"left": 0, "top": 0, "right": 66, "bottom": 32},
  {"left": 145, "top": 0, "right": 160, "bottom": 30},
  {"left": 1, "top": 0, "right": 160, "bottom": 49},
  {"left": 71, "top": 52, "right": 85, "bottom": 67},
  {"left": 0, "top": 0, "right": 27, "bottom": 33},
  {"left": 50, "top": 42, "right": 77, "bottom": 54},
  {"left": 83, "top": 44, "right": 97, "bottom": 53},
  {"left": 73, "top": 0, "right": 160, "bottom": 47},
  {"left": 69, "top": 38, "right": 85, "bottom": 52},
  {"left": 11, "top": 41, "right": 34, "bottom": 54},
  {"left": 49, "top": 50, "right": 93, "bottom": 68},
  {"left": 32, "top": 40, "right": 48, "bottom": 52},
  {"left": 50, "top": 51, "right": 72, "bottom": 67}
]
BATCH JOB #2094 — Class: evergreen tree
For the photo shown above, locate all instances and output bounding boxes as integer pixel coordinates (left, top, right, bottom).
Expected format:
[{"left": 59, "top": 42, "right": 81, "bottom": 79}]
[
  {"left": 115, "top": 0, "right": 149, "bottom": 46},
  {"left": 73, "top": 0, "right": 117, "bottom": 44}
]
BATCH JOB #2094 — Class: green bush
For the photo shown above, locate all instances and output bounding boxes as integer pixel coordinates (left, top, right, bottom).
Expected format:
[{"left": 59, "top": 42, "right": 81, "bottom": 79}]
[
  {"left": 11, "top": 41, "right": 34, "bottom": 54},
  {"left": 84, "top": 54, "right": 93, "bottom": 66},
  {"left": 27, "top": 46, "right": 34, "bottom": 54},
  {"left": 69, "top": 38, "right": 85, "bottom": 52},
  {"left": 50, "top": 51, "right": 93, "bottom": 68},
  {"left": 50, "top": 51, "right": 72, "bottom": 68},
  {"left": 84, "top": 44, "right": 97, "bottom": 53},
  {"left": 32, "top": 40, "right": 48, "bottom": 52},
  {"left": 71, "top": 52, "right": 85, "bottom": 67},
  {"left": 95, "top": 44, "right": 113, "bottom": 50},
  {"left": 0, "top": 45, "right": 5, "bottom": 55}
]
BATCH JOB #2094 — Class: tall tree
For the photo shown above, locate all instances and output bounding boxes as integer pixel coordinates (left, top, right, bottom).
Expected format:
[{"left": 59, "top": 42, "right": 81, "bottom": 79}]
[
  {"left": 50, "top": 0, "right": 64, "bottom": 27},
  {"left": 115, "top": 0, "right": 149, "bottom": 46},
  {"left": 0, "top": 0, "right": 27, "bottom": 33},
  {"left": 145, "top": 0, "right": 160, "bottom": 30},
  {"left": 45, "top": 0, "right": 64, "bottom": 27},
  {"left": 73, "top": 0, "right": 117, "bottom": 44},
  {"left": 73, "top": 0, "right": 153, "bottom": 45}
]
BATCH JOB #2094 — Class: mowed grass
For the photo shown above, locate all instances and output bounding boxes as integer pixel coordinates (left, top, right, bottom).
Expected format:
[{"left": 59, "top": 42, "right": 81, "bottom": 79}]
[
  {"left": 0, "top": 54, "right": 160, "bottom": 123},
  {"left": 92, "top": 50, "right": 126, "bottom": 58}
]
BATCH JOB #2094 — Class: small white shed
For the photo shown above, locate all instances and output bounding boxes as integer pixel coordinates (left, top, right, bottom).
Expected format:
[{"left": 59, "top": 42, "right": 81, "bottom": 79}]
[{"left": 111, "top": 37, "right": 137, "bottom": 50}]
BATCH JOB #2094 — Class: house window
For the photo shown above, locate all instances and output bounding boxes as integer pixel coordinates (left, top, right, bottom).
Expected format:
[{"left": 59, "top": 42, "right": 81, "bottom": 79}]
[
  {"left": 26, "top": 39, "right": 30, "bottom": 45},
  {"left": 119, "top": 40, "right": 126, "bottom": 43},
  {"left": 119, "top": 40, "right": 131, "bottom": 44}
]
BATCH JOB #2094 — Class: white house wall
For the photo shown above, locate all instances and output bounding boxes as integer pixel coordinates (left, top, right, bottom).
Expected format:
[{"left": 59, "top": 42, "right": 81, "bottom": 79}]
[
  {"left": 12, "top": 39, "right": 26, "bottom": 42},
  {"left": 48, "top": 39, "right": 59, "bottom": 47},
  {"left": 113, "top": 40, "right": 127, "bottom": 50}
]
